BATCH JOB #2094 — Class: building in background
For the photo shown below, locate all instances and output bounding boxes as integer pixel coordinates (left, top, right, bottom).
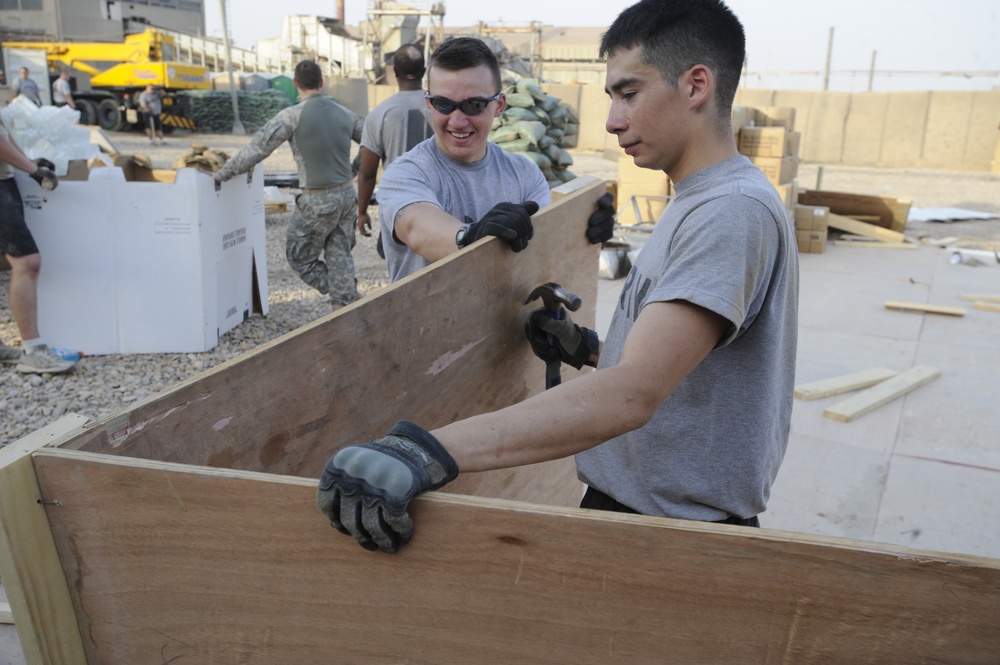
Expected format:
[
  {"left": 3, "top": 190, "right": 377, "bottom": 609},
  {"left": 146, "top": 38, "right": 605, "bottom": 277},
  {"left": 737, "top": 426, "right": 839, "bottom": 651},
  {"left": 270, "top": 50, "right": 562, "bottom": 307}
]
[{"left": 0, "top": 0, "right": 205, "bottom": 42}]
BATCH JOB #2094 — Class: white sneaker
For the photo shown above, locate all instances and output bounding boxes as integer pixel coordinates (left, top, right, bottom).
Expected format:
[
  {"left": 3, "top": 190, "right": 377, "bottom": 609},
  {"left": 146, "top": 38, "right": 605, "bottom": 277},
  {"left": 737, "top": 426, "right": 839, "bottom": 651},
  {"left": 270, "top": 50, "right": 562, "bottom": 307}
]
[
  {"left": 0, "top": 343, "right": 21, "bottom": 364},
  {"left": 16, "top": 344, "right": 76, "bottom": 374}
]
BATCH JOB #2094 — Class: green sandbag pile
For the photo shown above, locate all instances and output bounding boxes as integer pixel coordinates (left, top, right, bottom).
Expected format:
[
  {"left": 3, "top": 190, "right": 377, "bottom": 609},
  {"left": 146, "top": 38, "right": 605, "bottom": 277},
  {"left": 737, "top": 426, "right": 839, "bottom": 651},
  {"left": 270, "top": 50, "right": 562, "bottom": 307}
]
[
  {"left": 489, "top": 77, "right": 580, "bottom": 188},
  {"left": 178, "top": 90, "right": 291, "bottom": 134}
]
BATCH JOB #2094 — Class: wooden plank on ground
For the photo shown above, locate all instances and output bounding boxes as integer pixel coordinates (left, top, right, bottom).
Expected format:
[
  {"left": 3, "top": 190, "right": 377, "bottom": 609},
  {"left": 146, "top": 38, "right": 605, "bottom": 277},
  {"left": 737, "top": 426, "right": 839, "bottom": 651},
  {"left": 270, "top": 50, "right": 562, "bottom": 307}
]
[
  {"left": 0, "top": 415, "right": 90, "bottom": 665},
  {"left": 799, "top": 189, "right": 911, "bottom": 232},
  {"left": 823, "top": 366, "right": 941, "bottom": 423},
  {"left": 31, "top": 448, "right": 1000, "bottom": 664},
  {"left": 63, "top": 176, "right": 607, "bottom": 508},
  {"left": 973, "top": 301, "right": 1000, "bottom": 313},
  {"left": 827, "top": 213, "right": 907, "bottom": 243},
  {"left": 958, "top": 293, "right": 1000, "bottom": 303},
  {"left": 833, "top": 240, "right": 917, "bottom": 250},
  {"left": 794, "top": 367, "right": 898, "bottom": 400},
  {"left": 0, "top": 602, "right": 12, "bottom": 624},
  {"left": 884, "top": 300, "right": 966, "bottom": 316}
]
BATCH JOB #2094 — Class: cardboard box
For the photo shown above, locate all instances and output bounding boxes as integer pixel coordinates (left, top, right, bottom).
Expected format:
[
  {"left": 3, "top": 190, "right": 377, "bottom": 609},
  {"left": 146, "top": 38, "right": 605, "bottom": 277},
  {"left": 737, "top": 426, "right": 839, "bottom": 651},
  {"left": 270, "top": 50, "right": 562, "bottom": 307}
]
[
  {"left": 617, "top": 155, "right": 671, "bottom": 224},
  {"left": 739, "top": 126, "right": 788, "bottom": 158},
  {"left": 748, "top": 155, "right": 799, "bottom": 187},
  {"left": 795, "top": 229, "right": 827, "bottom": 254},
  {"left": 15, "top": 163, "right": 269, "bottom": 355},
  {"left": 760, "top": 106, "right": 796, "bottom": 131},
  {"left": 775, "top": 181, "right": 799, "bottom": 213},
  {"left": 786, "top": 131, "right": 801, "bottom": 157},
  {"left": 731, "top": 105, "right": 756, "bottom": 141},
  {"left": 794, "top": 204, "right": 830, "bottom": 233}
]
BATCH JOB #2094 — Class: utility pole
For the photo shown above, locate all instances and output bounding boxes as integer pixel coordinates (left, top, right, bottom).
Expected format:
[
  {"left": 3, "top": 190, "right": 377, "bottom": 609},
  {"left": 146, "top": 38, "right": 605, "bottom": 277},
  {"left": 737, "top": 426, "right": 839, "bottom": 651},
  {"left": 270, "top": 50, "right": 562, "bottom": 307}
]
[
  {"left": 822, "top": 27, "right": 834, "bottom": 91},
  {"left": 867, "top": 50, "right": 877, "bottom": 92},
  {"left": 218, "top": 0, "right": 245, "bottom": 135}
]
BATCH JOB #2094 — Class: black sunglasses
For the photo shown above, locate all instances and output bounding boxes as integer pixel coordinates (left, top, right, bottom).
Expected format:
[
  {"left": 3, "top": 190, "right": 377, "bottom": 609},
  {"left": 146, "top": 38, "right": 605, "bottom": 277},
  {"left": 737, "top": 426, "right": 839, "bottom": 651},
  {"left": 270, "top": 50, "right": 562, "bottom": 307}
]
[{"left": 424, "top": 92, "right": 501, "bottom": 116}]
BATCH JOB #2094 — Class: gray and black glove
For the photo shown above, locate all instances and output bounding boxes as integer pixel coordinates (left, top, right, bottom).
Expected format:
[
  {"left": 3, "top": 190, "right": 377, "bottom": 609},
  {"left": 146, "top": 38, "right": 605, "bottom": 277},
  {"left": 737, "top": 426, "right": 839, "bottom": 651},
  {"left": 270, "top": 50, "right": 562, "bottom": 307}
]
[
  {"left": 458, "top": 201, "right": 539, "bottom": 252},
  {"left": 30, "top": 160, "right": 58, "bottom": 191},
  {"left": 317, "top": 420, "right": 459, "bottom": 554},
  {"left": 526, "top": 309, "right": 599, "bottom": 369},
  {"left": 586, "top": 192, "right": 616, "bottom": 244}
]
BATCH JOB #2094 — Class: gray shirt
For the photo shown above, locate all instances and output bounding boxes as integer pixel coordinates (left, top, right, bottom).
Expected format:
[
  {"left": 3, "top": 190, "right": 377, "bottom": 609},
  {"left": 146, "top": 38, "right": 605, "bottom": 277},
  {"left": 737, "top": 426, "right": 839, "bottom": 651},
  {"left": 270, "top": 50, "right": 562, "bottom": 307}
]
[
  {"left": 12, "top": 77, "right": 41, "bottom": 105},
  {"left": 360, "top": 89, "right": 431, "bottom": 166},
  {"left": 138, "top": 90, "right": 162, "bottom": 116},
  {"left": 576, "top": 155, "right": 799, "bottom": 521},
  {"left": 376, "top": 138, "right": 551, "bottom": 281},
  {"left": 52, "top": 77, "right": 72, "bottom": 105}
]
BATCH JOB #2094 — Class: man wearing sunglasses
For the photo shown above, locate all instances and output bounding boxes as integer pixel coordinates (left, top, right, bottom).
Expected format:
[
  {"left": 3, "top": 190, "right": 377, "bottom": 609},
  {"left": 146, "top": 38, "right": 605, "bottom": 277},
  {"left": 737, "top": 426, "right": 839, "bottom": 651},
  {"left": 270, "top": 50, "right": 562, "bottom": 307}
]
[
  {"left": 215, "top": 60, "right": 364, "bottom": 311},
  {"left": 319, "top": 0, "right": 799, "bottom": 555},
  {"left": 374, "top": 37, "right": 614, "bottom": 282}
]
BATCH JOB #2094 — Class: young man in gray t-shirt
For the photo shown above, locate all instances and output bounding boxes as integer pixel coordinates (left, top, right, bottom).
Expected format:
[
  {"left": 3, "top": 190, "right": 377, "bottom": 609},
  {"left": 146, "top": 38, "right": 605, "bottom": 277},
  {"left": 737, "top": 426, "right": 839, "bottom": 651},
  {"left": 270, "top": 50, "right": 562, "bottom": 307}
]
[{"left": 317, "top": 1, "right": 797, "bottom": 554}]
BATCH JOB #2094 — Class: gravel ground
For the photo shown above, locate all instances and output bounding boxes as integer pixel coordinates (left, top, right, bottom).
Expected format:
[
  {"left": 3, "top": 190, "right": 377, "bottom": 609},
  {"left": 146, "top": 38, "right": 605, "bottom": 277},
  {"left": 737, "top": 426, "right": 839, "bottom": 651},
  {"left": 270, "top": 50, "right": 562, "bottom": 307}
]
[{"left": 1, "top": 128, "right": 997, "bottom": 446}]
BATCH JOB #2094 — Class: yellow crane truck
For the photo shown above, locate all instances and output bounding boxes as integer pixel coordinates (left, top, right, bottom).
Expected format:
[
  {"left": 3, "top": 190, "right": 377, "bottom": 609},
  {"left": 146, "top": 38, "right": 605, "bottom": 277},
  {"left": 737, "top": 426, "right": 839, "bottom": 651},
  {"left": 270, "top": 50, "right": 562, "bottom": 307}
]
[{"left": 2, "top": 28, "right": 210, "bottom": 131}]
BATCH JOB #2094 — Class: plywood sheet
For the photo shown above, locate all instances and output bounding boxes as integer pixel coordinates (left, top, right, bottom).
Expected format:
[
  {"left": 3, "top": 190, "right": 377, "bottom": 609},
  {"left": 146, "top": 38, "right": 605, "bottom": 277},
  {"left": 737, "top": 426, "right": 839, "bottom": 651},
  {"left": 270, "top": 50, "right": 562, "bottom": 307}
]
[
  {"left": 67, "top": 177, "right": 606, "bottom": 508},
  {"left": 32, "top": 449, "right": 1000, "bottom": 665}
]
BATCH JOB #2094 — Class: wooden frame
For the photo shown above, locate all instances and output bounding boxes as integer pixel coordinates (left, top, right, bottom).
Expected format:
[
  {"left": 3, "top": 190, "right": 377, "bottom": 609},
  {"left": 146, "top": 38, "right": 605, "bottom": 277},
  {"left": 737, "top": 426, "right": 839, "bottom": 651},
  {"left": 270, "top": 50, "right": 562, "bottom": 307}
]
[{"left": 1, "top": 177, "right": 998, "bottom": 663}]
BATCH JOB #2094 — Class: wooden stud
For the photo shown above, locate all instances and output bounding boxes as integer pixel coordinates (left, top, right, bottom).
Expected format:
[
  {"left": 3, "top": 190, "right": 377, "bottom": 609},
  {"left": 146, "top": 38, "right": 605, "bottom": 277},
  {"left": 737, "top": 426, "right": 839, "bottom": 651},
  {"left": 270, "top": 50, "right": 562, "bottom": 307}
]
[
  {"left": 833, "top": 240, "right": 917, "bottom": 250},
  {"left": 973, "top": 301, "right": 1000, "bottom": 313},
  {"left": 827, "top": 213, "right": 906, "bottom": 243},
  {"left": 0, "top": 414, "right": 90, "bottom": 665},
  {"left": 884, "top": 301, "right": 966, "bottom": 316},
  {"left": 823, "top": 366, "right": 941, "bottom": 422},
  {"left": 958, "top": 293, "right": 1000, "bottom": 303},
  {"left": 0, "top": 602, "right": 12, "bottom": 624},
  {"left": 794, "top": 367, "right": 898, "bottom": 400}
]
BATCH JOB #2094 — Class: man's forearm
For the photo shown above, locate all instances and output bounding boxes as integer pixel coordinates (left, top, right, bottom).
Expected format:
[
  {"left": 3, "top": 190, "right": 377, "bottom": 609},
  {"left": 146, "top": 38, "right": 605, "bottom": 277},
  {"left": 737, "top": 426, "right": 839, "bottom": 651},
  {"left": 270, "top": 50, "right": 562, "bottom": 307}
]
[{"left": 395, "top": 203, "right": 465, "bottom": 263}]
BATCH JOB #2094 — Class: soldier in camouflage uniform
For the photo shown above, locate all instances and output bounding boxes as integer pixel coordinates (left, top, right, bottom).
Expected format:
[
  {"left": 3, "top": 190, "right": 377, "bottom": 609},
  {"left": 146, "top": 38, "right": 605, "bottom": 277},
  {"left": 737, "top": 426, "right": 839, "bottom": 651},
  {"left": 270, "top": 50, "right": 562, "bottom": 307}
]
[{"left": 214, "top": 60, "right": 364, "bottom": 309}]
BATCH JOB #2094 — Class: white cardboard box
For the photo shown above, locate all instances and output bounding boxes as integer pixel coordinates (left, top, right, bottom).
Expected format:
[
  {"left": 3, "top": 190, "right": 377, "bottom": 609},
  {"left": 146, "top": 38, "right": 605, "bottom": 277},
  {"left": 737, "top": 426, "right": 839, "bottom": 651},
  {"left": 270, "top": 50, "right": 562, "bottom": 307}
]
[{"left": 16, "top": 163, "right": 268, "bottom": 354}]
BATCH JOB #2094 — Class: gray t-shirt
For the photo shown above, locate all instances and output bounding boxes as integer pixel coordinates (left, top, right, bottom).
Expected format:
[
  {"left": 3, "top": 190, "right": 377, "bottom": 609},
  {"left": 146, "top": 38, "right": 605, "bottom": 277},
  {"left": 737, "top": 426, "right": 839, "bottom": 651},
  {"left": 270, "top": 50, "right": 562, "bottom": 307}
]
[
  {"left": 12, "top": 77, "right": 41, "bottom": 105},
  {"left": 377, "top": 139, "right": 551, "bottom": 281},
  {"left": 575, "top": 155, "right": 799, "bottom": 521},
  {"left": 360, "top": 89, "right": 431, "bottom": 166},
  {"left": 52, "top": 77, "right": 72, "bottom": 104},
  {"left": 138, "top": 90, "right": 162, "bottom": 116}
]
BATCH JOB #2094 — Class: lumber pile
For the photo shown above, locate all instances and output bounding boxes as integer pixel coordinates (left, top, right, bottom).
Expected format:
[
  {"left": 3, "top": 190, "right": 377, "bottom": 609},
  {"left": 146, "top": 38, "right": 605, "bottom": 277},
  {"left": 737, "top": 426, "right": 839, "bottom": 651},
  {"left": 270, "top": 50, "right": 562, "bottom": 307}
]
[{"left": 795, "top": 366, "right": 942, "bottom": 423}]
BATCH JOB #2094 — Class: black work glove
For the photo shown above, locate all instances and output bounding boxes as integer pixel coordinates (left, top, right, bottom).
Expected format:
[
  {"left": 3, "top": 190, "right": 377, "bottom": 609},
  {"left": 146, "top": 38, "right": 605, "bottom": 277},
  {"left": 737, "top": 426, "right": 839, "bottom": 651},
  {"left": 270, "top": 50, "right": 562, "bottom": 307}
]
[
  {"left": 586, "top": 192, "right": 616, "bottom": 244},
  {"left": 33, "top": 157, "right": 56, "bottom": 171},
  {"left": 459, "top": 201, "right": 539, "bottom": 252},
  {"left": 526, "top": 309, "right": 599, "bottom": 370},
  {"left": 317, "top": 420, "right": 459, "bottom": 554},
  {"left": 30, "top": 164, "right": 58, "bottom": 191}
]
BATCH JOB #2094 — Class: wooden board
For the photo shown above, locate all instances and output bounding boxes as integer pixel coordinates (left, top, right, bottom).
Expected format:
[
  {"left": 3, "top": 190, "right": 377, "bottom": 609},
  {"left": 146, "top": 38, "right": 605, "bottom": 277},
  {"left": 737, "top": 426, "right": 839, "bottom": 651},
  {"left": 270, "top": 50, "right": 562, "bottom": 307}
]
[
  {"left": 833, "top": 240, "right": 917, "bottom": 250},
  {"left": 0, "top": 416, "right": 89, "bottom": 665},
  {"left": 799, "top": 189, "right": 911, "bottom": 232},
  {"left": 973, "top": 301, "right": 1000, "bottom": 313},
  {"left": 28, "top": 448, "right": 1000, "bottom": 664},
  {"left": 64, "top": 176, "right": 607, "bottom": 508},
  {"left": 823, "top": 366, "right": 941, "bottom": 423},
  {"left": 827, "top": 213, "right": 907, "bottom": 243},
  {"left": 958, "top": 293, "right": 1000, "bottom": 303},
  {"left": 884, "top": 300, "right": 967, "bottom": 317},
  {"left": 794, "top": 367, "right": 898, "bottom": 400}
]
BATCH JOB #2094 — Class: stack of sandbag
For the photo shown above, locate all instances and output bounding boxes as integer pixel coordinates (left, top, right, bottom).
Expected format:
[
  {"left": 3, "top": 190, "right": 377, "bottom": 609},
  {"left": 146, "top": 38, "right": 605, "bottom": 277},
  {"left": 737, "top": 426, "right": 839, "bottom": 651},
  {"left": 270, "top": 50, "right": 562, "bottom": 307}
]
[
  {"left": 489, "top": 77, "right": 580, "bottom": 188},
  {"left": 172, "top": 144, "right": 231, "bottom": 173},
  {"left": 178, "top": 90, "right": 290, "bottom": 134}
]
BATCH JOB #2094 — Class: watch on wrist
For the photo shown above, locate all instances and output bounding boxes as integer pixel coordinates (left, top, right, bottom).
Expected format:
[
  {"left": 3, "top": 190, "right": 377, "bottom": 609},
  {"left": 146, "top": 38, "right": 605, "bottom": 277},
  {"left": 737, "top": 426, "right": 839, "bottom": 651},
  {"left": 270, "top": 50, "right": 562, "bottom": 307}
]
[{"left": 455, "top": 224, "right": 472, "bottom": 248}]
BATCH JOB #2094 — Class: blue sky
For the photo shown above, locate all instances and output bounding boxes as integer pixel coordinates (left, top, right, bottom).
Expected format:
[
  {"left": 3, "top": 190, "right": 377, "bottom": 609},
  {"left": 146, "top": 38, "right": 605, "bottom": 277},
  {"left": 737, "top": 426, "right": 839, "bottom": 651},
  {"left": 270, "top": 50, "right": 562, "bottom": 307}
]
[{"left": 207, "top": 1, "right": 999, "bottom": 91}]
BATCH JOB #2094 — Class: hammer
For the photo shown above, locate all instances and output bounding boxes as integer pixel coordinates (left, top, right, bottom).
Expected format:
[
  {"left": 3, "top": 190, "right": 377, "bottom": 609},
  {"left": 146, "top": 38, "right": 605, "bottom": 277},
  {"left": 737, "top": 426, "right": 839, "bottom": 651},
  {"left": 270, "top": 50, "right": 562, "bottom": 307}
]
[{"left": 524, "top": 282, "right": 582, "bottom": 389}]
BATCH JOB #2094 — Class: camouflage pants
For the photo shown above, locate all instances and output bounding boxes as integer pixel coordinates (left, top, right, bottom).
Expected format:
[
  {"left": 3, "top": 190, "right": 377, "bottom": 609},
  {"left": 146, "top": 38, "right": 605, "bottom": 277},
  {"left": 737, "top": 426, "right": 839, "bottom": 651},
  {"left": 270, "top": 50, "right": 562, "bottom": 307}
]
[{"left": 288, "top": 187, "right": 358, "bottom": 305}]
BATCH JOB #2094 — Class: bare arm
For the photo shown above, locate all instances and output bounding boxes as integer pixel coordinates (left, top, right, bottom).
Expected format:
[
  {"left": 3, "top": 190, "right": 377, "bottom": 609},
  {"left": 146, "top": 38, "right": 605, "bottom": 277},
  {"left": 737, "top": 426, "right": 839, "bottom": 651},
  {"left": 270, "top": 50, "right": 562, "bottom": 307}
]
[
  {"left": 0, "top": 132, "right": 38, "bottom": 174},
  {"left": 356, "top": 147, "right": 381, "bottom": 236},
  {"left": 393, "top": 201, "right": 466, "bottom": 262},
  {"left": 433, "top": 299, "right": 730, "bottom": 472}
]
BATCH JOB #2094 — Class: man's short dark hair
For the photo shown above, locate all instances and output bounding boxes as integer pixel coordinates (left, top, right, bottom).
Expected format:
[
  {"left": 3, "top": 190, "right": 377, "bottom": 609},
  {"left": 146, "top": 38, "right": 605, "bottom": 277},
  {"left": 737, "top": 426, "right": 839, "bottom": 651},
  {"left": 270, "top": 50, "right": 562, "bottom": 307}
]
[
  {"left": 294, "top": 60, "right": 323, "bottom": 90},
  {"left": 428, "top": 37, "right": 501, "bottom": 94},
  {"left": 393, "top": 44, "right": 426, "bottom": 81},
  {"left": 601, "top": 0, "right": 745, "bottom": 123}
]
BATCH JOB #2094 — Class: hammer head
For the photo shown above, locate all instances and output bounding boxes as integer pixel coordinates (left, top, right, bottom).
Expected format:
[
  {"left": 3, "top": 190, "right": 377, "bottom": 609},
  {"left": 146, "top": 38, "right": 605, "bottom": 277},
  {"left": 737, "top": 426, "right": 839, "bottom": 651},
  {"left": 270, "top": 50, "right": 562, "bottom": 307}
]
[{"left": 525, "top": 282, "right": 582, "bottom": 312}]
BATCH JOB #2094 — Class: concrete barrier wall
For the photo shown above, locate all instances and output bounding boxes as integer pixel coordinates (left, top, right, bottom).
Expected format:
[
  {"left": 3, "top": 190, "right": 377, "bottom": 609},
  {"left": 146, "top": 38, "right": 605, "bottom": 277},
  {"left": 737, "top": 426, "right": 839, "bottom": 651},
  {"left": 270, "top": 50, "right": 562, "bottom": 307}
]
[{"left": 361, "top": 83, "right": 1000, "bottom": 171}]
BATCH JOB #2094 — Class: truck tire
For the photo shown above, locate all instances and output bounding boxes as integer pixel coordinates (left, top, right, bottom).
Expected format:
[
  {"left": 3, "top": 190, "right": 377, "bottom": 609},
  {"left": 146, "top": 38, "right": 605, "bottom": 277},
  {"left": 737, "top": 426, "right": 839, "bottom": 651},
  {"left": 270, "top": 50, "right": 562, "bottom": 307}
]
[
  {"left": 75, "top": 99, "right": 98, "bottom": 126},
  {"left": 97, "top": 99, "right": 127, "bottom": 131}
]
